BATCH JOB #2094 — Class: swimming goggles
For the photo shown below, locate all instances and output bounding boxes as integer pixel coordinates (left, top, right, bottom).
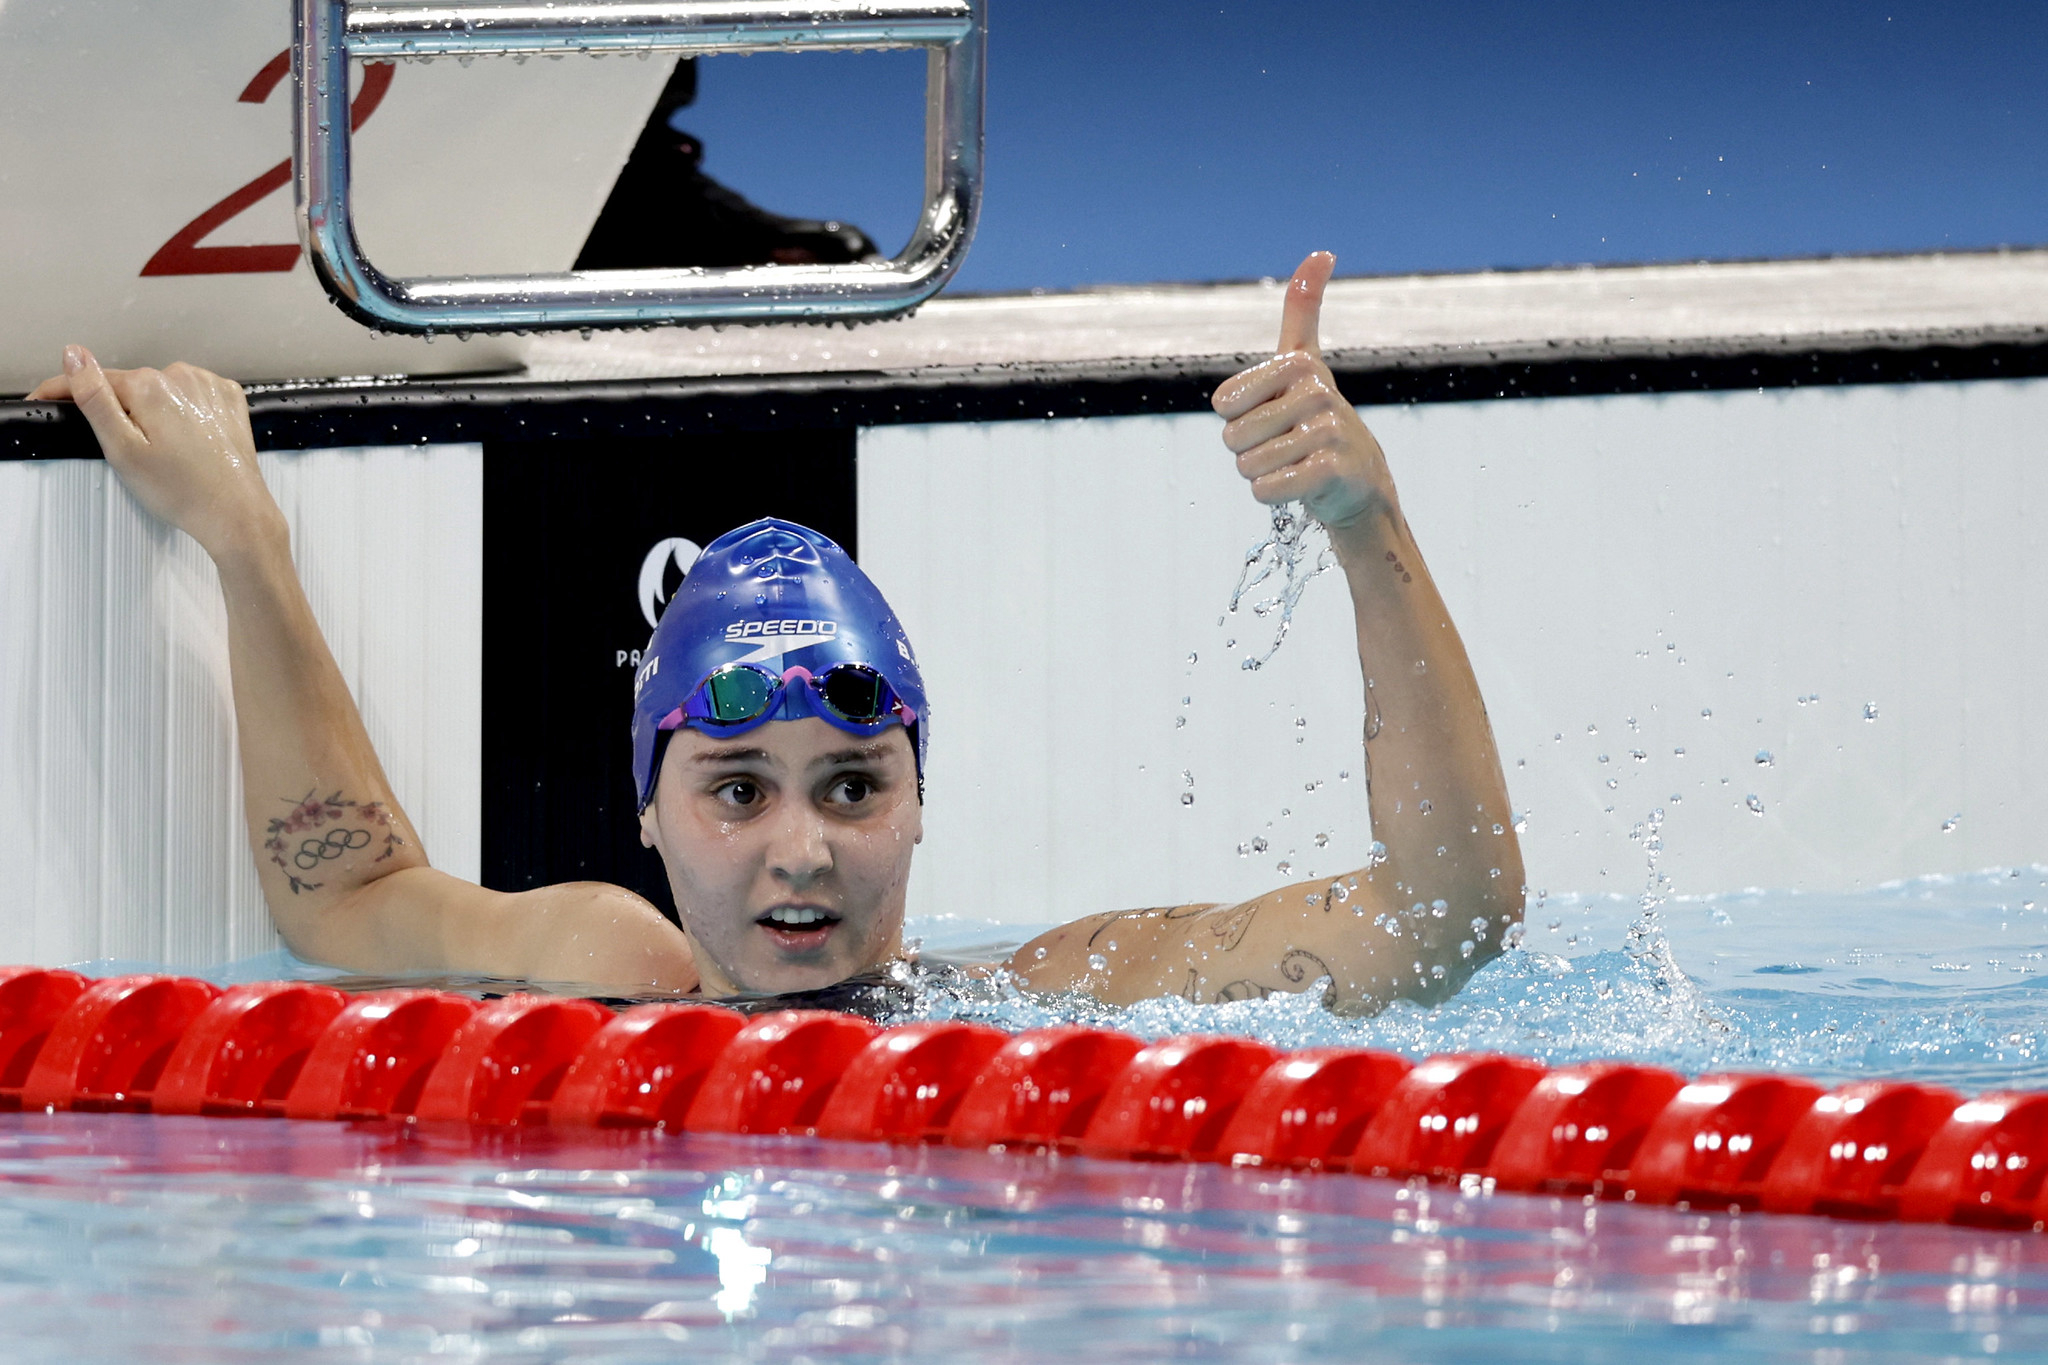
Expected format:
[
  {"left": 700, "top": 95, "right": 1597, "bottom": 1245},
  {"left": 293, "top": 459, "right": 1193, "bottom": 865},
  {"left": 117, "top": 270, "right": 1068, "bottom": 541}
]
[{"left": 658, "top": 663, "right": 918, "bottom": 738}]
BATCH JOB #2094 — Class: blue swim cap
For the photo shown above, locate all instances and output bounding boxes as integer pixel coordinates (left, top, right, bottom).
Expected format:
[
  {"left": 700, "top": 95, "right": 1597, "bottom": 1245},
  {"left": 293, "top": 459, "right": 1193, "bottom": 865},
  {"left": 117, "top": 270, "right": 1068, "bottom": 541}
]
[{"left": 630, "top": 518, "right": 927, "bottom": 811}]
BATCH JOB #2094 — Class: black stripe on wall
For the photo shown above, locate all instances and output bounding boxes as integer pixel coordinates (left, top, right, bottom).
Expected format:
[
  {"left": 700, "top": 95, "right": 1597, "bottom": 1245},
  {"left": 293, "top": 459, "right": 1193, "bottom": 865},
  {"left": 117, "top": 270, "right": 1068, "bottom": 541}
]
[{"left": 7, "top": 339, "right": 2048, "bottom": 458}]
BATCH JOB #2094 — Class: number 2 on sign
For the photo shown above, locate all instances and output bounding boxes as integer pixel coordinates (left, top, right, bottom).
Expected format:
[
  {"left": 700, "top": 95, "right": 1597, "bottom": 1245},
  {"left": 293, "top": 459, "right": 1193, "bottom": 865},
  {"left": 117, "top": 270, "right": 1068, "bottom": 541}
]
[{"left": 141, "top": 53, "right": 394, "bottom": 277}]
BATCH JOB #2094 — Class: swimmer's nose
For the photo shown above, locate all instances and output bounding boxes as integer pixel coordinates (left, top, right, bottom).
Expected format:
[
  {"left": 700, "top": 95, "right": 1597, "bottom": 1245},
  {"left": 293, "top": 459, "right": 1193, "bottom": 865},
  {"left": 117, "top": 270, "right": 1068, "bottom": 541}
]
[{"left": 765, "top": 800, "right": 832, "bottom": 886}]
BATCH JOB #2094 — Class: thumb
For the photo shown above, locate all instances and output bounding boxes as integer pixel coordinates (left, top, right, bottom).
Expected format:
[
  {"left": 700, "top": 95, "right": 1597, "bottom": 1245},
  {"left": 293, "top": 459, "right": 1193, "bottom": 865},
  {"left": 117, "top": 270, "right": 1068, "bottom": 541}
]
[
  {"left": 1276, "top": 251, "right": 1335, "bottom": 358},
  {"left": 62, "top": 346, "right": 146, "bottom": 454}
]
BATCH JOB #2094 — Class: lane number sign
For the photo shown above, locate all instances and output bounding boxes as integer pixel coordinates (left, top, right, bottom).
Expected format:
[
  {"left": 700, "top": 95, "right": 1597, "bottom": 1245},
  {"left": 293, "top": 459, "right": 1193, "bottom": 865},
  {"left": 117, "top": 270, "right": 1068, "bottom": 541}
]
[{"left": 141, "top": 53, "right": 393, "bottom": 277}]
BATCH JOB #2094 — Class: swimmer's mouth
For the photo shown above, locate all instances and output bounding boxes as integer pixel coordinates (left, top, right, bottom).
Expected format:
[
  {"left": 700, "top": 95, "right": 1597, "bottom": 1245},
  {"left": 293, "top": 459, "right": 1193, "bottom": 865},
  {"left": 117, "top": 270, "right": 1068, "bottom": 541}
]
[{"left": 757, "top": 905, "right": 840, "bottom": 936}]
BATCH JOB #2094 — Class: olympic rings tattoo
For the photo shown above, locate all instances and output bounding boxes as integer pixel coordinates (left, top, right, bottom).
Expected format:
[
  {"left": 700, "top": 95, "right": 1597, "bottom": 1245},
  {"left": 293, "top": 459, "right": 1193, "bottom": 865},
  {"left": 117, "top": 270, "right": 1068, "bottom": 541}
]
[
  {"left": 293, "top": 827, "right": 372, "bottom": 870},
  {"left": 265, "top": 789, "right": 405, "bottom": 894}
]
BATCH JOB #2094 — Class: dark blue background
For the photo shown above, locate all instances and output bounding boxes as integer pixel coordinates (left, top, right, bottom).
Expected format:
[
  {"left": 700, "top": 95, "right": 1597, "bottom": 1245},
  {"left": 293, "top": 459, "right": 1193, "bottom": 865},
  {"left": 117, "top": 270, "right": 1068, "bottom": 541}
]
[{"left": 682, "top": 1, "right": 2048, "bottom": 292}]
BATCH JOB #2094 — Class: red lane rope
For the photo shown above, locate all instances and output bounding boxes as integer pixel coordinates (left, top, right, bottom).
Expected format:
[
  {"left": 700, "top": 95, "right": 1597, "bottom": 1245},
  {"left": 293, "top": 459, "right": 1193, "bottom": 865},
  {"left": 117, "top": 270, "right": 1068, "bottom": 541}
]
[{"left": 0, "top": 968, "right": 2039, "bottom": 1230}]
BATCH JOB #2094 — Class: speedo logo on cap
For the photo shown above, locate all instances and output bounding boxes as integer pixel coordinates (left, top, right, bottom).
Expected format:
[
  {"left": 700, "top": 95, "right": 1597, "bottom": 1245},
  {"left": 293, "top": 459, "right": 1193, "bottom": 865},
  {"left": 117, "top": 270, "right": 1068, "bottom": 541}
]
[{"left": 725, "top": 620, "right": 838, "bottom": 641}]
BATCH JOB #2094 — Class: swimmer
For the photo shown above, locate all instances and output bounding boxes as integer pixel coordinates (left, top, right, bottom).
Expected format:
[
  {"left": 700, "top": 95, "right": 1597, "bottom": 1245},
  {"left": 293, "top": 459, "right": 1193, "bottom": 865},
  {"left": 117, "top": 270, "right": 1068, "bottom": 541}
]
[{"left": 31, "top": 252, "right": 1523, "bottom": 1012}]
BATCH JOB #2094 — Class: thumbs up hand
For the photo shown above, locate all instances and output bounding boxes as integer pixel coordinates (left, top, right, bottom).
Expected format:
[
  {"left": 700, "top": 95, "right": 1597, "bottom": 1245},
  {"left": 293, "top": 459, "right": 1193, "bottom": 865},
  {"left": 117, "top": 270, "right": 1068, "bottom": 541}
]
[{"left": 1211, "top": 252, "right": 1394, "bottom": 533}]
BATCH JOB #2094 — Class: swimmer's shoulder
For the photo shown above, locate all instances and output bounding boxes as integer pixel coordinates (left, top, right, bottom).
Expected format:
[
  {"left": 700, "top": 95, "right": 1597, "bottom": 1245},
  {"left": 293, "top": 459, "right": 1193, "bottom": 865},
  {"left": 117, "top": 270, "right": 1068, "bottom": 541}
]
[{"left": 333, "top": 867, "right": 699, "bottom": 995}]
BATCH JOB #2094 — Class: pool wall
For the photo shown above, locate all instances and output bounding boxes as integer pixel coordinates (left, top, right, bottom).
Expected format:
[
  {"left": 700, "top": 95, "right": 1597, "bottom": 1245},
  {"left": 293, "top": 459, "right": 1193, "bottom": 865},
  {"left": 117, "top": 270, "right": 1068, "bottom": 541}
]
[
  {"left": 865, "top": 380, "right": 2048, "bottom": 925},
  {"left": 0, "top": 446, "right": 483, "bottom": 966}
]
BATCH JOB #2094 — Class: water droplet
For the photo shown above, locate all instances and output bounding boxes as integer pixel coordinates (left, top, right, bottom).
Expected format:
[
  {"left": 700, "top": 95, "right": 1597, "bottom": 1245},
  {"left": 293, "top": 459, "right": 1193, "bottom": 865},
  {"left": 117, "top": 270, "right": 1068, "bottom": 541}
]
[
  {"left": 1491, "top": 823, "right": 1504, "bottom": 836},
  {"left": 1276, "top": 860, "right": 1292, "bottom": 874},
  {"left": 1367, "top": 840, "right": 1387, "bottom": 864},
  {"left": 1175, "top": 716, "right": 1187, "bottom": 728},
  {"left": 1597, "top": 754, "right": 1610, "bottom": 764},
  {"left": 1513, "top": 813, "right": 1529, "bottom": 833},
  {"left": 1430, "top": 964, "right": 1447, "bottom": 981},
  {"left": 1430, "top": 899, "right": 1448, "bottom": 918},
  {"left": 1251, "top": 836, "right": 1269, "bottom": 854},
  {"left": 1237, "top": 843, "right": 1251, "bottom": 857},
  {"left": 1586, "top": 723, "right": 1598, "bottom": 735},
  {"left": 1294, "top": 717, "right": 1307, "bottom": 728},
  {"left": 1180, "top": 793, "right": 1195, "bottom": 806},
  {"left": 1942, "top": 812, "right": 1963, "bottom": 833},
  {"left": 1086, "top": 954, "right": 1107, "bottom": 972},
  {"left": 1186, "top": 652, "right": 1198, "bottom": 665},
  {"left": 1418, "top": 799, "right": 1433, "bottom": 814},
  {"left": 1745, "top": 793, "right": 1765, "bottom": 816},
  {"left": 1314, "top": 832, "right": 1329, "bottom": 847},
  {"left": 1863, "top": 702, "right": 1880, "bottom": 722},
  {"left": 1701, "top": 708, "right": 1713, "bottom": 719},
  {"left": 1459, "top": 940, "right": 1476, "bottom": 959},
  {"left": 1755, "top": 750, "right": 1774, "bottom": 767}
]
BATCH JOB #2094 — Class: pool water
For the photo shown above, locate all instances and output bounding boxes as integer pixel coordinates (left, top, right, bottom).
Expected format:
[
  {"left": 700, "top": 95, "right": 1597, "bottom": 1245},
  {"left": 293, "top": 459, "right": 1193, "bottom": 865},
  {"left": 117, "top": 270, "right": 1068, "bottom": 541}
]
[{"left": 18, "top": 866, "right": 2048, "bottom": 1362}]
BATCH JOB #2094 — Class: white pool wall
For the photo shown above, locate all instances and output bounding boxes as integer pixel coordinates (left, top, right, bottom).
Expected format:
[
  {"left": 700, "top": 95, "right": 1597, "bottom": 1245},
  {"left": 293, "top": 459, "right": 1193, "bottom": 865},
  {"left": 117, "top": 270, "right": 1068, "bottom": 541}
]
[
  {"left": 0, "top": 446, "right": 482, "bottom": 967},
  {"left": 861, "top": 377, "right": 2047, "bottom": 926}
]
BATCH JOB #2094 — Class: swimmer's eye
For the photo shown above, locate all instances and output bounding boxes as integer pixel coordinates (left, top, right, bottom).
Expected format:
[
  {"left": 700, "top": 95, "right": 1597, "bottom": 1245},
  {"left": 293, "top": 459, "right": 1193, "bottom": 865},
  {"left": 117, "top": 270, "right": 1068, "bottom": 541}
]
[
  {"left": 825, "top": 774, "right": 877, "bottom": 807},
  {"left": 714, "top": 779, "right": 763, "bottom": 809}
]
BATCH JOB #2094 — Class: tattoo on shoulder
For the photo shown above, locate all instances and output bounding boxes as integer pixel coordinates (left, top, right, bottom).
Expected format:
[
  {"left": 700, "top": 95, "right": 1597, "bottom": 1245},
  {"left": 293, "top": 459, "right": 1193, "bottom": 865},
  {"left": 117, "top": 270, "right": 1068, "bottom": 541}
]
[{"left": 262, "top": 789, "right": 404, "bottom": 895}]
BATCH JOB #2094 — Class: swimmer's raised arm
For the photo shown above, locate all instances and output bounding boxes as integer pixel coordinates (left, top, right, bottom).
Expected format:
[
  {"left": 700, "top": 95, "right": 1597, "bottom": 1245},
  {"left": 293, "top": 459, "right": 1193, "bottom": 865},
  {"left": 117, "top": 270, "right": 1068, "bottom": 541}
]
[
  {"left": 33, "top": 349, "right": 694, "bottom": 992},
  {"left": 1014, "top": 254, "right": 1525, "bottom": 1011}
]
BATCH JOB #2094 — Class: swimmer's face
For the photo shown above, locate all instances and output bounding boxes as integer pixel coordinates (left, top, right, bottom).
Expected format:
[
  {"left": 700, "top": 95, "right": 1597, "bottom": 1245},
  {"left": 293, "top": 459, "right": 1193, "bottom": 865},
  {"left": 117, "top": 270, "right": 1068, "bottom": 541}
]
[{"left": 639, "top": 717, "right": 922, "bottom": 997}]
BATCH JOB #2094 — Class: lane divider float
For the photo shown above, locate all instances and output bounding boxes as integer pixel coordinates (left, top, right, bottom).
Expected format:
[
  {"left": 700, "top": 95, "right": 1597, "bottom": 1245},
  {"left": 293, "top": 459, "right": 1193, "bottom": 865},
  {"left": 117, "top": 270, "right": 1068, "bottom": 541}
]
[{"left": 0, "top": 967, "right": 2041, "bottom": 1229}]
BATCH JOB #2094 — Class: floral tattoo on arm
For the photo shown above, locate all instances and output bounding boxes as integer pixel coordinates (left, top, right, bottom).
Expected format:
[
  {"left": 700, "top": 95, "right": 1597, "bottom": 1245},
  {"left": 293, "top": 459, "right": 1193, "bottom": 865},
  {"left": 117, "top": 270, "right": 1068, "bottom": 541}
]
[{"left": 263, "top": 789, "right": 404, "bottom": 895}]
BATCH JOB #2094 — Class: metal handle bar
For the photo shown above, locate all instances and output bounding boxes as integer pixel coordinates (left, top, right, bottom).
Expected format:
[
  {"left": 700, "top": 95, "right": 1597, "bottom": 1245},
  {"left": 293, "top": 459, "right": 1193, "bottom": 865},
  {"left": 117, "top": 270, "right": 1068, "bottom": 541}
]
[{"left": 293, "top": 0, "right": 984, "bottom": 334}]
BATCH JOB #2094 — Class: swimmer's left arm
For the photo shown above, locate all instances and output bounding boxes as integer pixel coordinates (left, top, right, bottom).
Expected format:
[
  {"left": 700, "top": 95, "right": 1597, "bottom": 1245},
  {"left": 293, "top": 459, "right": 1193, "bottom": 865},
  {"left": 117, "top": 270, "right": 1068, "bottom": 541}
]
[{"left": 1013, "top": 253, "right": 1525, "bottom": 1011}]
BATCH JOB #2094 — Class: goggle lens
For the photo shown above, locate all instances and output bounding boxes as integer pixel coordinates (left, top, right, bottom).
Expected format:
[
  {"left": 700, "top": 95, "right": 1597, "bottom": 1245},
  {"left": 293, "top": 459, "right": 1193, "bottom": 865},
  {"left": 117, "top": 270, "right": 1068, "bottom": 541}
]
[
  {"left": 702, "top": 666, "right": 776, "bottom": 723},
  {"left": 816, "top": 665, "right": 890, "bottom": 724}
]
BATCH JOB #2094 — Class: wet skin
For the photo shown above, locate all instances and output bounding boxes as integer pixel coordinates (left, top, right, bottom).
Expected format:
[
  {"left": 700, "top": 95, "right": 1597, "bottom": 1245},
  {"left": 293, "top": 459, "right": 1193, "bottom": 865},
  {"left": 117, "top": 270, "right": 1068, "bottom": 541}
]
[{"left": 638, "top": 719, "right": 922, "bottom": 997}]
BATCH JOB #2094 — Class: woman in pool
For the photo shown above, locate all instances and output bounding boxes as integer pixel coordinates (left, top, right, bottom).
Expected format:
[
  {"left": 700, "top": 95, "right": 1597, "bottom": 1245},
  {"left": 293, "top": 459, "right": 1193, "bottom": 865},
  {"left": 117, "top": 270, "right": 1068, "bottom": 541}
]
[{"left": 32, "top": 252, "right": 1523, "bottom": 1012}]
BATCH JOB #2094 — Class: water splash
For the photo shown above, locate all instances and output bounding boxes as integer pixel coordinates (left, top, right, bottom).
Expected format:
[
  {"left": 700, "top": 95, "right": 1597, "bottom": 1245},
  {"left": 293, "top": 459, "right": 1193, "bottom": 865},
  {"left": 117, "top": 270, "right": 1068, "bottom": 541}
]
[
  {"left": 1622, "top": 804, "right": 1696, "bottom": 1007},
  {"left": 1226, "top": 502, "right": 1333, "bottom": 670}
]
